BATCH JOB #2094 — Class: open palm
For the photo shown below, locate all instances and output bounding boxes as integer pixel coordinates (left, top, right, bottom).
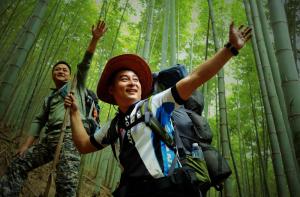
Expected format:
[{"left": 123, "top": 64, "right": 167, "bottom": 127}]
[
  {"left": 229, "top": 22, "right": 252, "bottom": 50},
  {"left": 92, "top": 20, "right": 107, "bottom": 40}
]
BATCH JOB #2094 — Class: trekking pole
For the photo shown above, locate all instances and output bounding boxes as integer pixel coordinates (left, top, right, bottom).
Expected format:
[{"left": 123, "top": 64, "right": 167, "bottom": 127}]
[{"left": 44, "top": 75, "right": 77, "bottom": 197}]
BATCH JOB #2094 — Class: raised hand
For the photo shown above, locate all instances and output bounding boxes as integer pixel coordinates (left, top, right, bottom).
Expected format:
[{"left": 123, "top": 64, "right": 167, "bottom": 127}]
[
  {"left": 229, "top": 22, "right": 252, "bottom": 50},
  {"left": 92, "top": 20, "right": 107, "bottom": 40},
  {"left": 64, "top": 93, "right": 79, "bottom": 114}
]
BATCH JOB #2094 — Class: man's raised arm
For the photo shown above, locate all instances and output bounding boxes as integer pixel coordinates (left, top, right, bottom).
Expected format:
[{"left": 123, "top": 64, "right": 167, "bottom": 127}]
[
  {"left": 77, "top": 21, "right": 107, "bottom": 86},
  {"left": 176, "top": 22, "right": 251, "bottom": 101}
]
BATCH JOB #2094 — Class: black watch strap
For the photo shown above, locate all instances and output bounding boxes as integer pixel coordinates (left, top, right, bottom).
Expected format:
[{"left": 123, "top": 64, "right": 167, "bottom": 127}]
[{"left": 224, "top": 42, "right": 239, "bottom": 56}]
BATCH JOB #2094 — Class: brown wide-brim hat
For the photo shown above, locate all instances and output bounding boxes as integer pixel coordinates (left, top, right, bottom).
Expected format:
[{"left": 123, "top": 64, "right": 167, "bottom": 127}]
[{"left": 97, "top": 54, "right": 153, "bottom": 105}]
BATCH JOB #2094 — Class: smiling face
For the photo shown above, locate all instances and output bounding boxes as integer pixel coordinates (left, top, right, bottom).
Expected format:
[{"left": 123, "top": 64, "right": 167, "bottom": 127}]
[
  {"left": 109, "top": 70, "right": 142, "bottom": 112},
  {"left": 52, "top": 63, "right": 71, "bottom": 88}
]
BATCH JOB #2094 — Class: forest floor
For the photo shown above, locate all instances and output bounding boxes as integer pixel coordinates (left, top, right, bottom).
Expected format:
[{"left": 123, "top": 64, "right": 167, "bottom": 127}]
[{"left": 0, "top": 125, "right": 112, "bottom": 197}]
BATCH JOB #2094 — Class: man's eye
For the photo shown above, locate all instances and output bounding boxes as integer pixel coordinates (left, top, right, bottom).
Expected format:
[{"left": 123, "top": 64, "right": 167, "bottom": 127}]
[{"left": 120, "top": 77, "right": 128, "bottom": 81}]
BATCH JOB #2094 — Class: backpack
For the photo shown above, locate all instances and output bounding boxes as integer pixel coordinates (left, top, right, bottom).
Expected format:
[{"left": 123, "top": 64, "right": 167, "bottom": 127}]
[
  {"left": 83, "top": 89, "right": 100, "bottom": 135},
  {"left": 45, "top": 88, "right": 100, "bottom": 135},
  {"left": 153, "top": 65, "right": 232, "bottom": 189}
]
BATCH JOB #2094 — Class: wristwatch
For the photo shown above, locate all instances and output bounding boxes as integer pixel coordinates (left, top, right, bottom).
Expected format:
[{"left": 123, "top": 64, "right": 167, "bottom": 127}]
[{"left": 224, "top": 42, "right": 239, "bottom": 56}]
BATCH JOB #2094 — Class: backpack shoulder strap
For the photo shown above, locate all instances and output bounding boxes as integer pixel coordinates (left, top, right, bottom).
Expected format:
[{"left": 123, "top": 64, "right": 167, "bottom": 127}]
[
  {"left": 142, "top": 99, "right": 176, "bottom": 151},
  {"left": 45, "top": 85, "right": 69, "bottom": 122},
  {"left": 171, "top": 117, "right": 185, "bottom": 154},
  {"left": 108, "top": 99, "right": 177, "bottom": 159},
  {"left": 108, "top": 114, "right": 120, "bottom": 159},
  {"left": 44, "top": 91, "right": 56, "bottom": 123},
  {"left": 85, "top": 89, "right": 95, "bottom": 118}
]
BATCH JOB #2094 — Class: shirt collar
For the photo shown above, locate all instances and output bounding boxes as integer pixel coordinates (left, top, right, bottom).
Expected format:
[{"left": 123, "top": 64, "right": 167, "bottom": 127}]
[
  {"left": 118, "top": 101, "right": 138, "bottom": 117},
  {"left": 50, "top": 83, "right": 68, "bottom": 97}
]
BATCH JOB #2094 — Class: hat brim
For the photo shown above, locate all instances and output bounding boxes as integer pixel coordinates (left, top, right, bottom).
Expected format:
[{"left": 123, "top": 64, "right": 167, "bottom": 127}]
[{"left": 97, "top": 54, "right": 153, "bottom": 105}]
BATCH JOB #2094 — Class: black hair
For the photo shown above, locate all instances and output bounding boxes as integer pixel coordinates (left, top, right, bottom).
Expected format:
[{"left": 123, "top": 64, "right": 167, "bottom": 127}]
[{"left": 52, "top": 61, "right": 71, "bottom": 73}]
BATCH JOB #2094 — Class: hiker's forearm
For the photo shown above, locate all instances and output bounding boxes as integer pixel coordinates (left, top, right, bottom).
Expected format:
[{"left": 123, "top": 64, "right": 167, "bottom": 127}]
[
  {"left": 22, "top": 136, "right": 37, "bottom": 148},
  {"left": 176, "top": 47, "right": 233, "bottom": 100},
  {"left": 86, "top": 37, "right": 100, "bottom": 53},
  {"left": 77, "top": 38, "right": 98, "bottom": 86},
  {"left": 70, "top": 110, "right": 97, "bottom": 153}
]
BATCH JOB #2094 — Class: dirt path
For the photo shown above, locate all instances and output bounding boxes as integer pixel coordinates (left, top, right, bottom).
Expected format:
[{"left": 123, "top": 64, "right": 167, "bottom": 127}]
[{"left": 0, "top": 126, "right": 112, "bottom": 197}]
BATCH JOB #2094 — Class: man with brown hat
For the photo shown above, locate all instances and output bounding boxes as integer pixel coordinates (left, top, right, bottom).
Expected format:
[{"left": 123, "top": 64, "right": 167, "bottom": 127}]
[{"left": 65, "top": 22, "right": 251, "bottom": 197}]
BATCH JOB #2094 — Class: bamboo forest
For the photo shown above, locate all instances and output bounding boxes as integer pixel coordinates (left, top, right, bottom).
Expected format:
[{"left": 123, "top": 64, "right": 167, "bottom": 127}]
[{"left": 0, "top": 0, "right": 299, "bottom": 197}]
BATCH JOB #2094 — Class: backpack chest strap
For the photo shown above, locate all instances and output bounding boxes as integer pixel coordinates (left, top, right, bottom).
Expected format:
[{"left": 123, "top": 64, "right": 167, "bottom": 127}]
[
  {"left": 109, "top": 100, "right": 177, "bottom": 159},
  {"left": 142, "top": 99, "right": 176, "bottom": 150}
]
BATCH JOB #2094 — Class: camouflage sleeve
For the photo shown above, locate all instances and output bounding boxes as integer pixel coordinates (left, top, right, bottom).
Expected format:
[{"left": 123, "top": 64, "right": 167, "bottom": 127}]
[
  {"left": 28, "top": 98, "right": 48, "bottom": 137},
  {"left": 76, "top": 51, "right": 94, "bottom": 88}
]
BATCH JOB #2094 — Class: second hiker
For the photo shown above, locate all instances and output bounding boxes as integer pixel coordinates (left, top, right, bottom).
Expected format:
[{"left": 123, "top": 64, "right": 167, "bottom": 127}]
[{"left": 0, "top": 21, "right": 106, "bottom": 197}]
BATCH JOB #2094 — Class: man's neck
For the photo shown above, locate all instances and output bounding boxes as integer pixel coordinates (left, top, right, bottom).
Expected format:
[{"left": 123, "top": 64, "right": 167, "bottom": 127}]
[
  {"left": 119, "top": 105, "right": 130, "bottom": 114},
  {"left": 118, "top": 101, "right": 138, "bottom": 114},
  {"left": 55, "top": 81, "right": 68, "bottom": 89}
]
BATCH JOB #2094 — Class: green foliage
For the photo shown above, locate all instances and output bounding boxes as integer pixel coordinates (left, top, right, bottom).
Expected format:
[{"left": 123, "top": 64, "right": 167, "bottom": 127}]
[{"left": 0, "top": 0, "right": 283, "bottom": 196}]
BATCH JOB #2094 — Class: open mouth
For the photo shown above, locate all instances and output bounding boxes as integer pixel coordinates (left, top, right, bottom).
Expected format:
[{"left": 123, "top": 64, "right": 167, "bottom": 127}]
[{"left": 126, "top": 89, "right": 137, "bottom": 93}]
